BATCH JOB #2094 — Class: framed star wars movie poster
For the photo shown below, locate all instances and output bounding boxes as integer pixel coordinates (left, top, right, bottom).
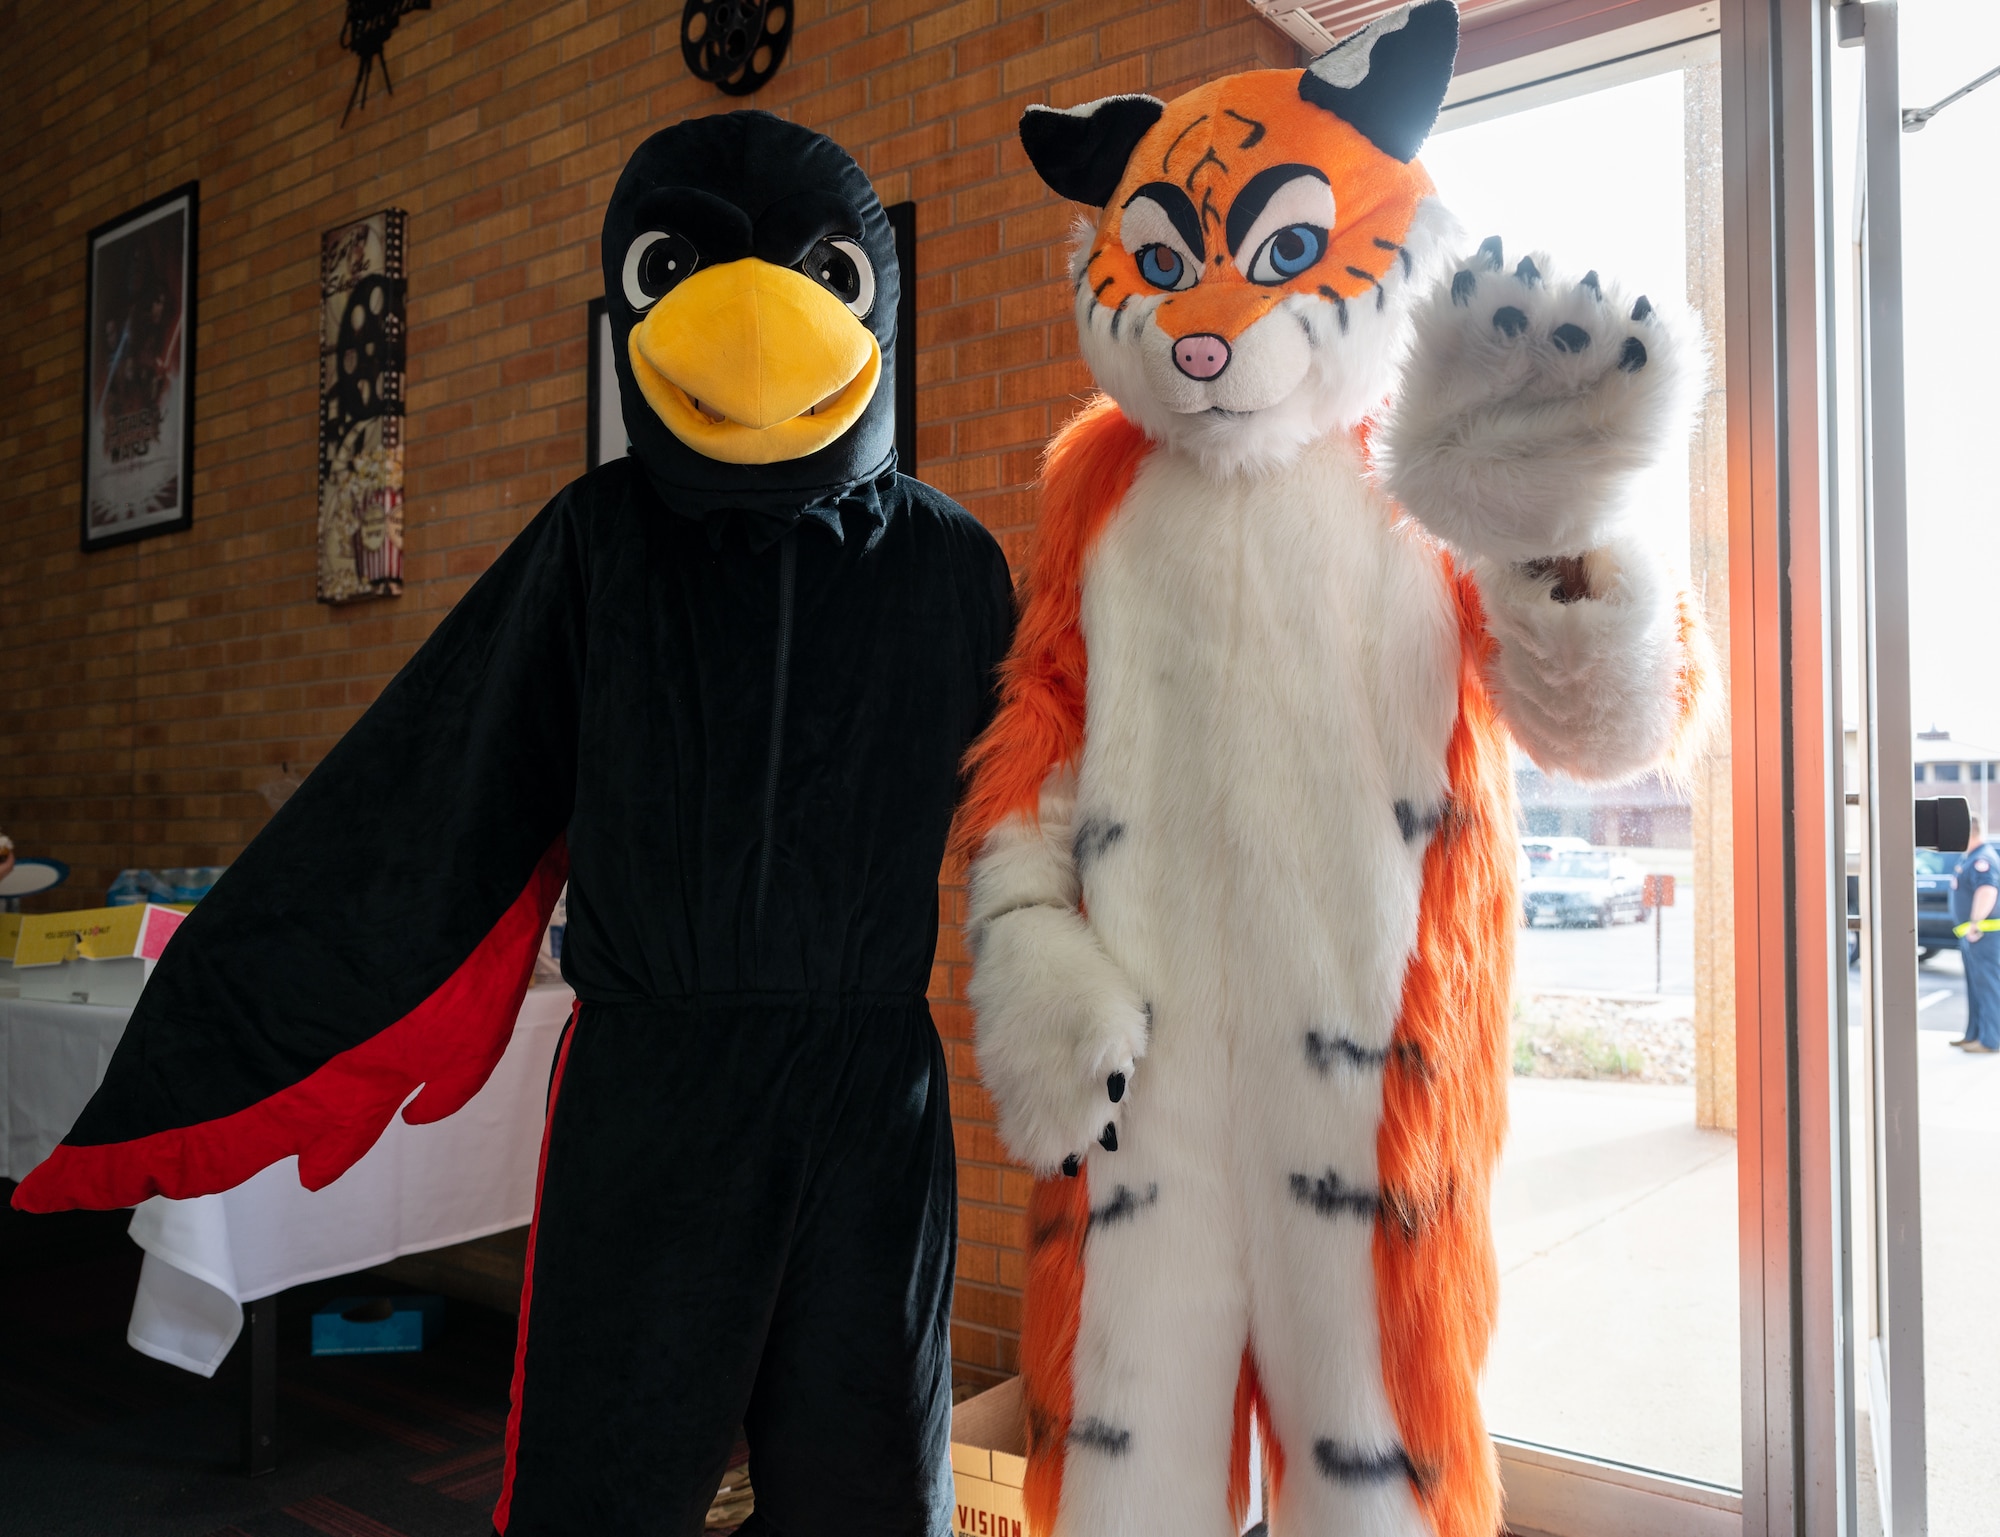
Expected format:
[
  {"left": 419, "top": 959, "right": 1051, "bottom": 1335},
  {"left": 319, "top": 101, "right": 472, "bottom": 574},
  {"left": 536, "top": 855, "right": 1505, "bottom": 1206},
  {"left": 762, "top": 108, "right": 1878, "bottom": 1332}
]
[
  {"left": 81, "top": 182, "right": 198, "bottom": 552},
  {"left": 318, "top": 207, "right": 407, "bottom": 603}
]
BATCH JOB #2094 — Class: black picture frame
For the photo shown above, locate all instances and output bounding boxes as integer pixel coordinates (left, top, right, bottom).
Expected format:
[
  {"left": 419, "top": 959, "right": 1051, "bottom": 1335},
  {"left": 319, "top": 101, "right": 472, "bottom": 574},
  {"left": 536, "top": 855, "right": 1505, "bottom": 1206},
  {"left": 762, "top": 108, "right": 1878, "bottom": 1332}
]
[
  {"left": 585, "top": 296, "right": 627, "bottom": 470},
  {"left": 81, "top": 181, "right": 198, "bottom": 552},
  {"left": 885, "top": 199, "right": 917, "bottom": 478}
]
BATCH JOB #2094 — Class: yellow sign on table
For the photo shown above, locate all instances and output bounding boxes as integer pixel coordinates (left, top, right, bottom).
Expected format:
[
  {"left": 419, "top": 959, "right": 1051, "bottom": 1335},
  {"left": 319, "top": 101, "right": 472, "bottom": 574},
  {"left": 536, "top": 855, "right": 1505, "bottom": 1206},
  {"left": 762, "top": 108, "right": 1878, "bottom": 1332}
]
[{"left": 11, "top": 903, "right": 188, "bottom": 966}]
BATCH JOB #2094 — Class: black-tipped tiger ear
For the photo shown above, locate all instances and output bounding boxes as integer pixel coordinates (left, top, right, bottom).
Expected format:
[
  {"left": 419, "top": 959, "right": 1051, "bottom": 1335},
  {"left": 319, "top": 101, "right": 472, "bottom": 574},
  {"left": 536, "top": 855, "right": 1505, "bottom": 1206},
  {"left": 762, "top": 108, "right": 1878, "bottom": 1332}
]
[
  {"left": 1298, "top": 0, "right": 1460, "bottom": 164},
  {"left": 1020, "top": 95, "right": 1167, "bottom": 207}
]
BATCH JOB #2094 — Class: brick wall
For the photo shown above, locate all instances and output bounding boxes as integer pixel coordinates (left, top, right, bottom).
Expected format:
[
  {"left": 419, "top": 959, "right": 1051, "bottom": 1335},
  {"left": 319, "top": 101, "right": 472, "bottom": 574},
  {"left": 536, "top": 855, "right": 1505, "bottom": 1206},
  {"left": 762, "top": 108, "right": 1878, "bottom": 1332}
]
[{"left": 0, "top": 0, "right": 1297, "bottom": 1383}]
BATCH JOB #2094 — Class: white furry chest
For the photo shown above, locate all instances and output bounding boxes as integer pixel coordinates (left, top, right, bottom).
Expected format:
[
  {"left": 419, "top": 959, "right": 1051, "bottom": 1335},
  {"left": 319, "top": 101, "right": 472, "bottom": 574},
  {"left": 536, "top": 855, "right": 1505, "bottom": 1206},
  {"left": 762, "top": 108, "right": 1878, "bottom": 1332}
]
[{"left": 1074, "top": 437, "right": 1460, "bottom": 1033}]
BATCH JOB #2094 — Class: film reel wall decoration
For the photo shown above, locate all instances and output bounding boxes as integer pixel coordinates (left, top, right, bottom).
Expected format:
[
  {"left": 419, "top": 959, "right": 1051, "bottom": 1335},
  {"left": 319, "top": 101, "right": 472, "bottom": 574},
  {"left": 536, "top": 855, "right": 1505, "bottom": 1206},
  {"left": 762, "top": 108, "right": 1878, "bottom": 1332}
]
[
  {"left": 316, "top": 209, "right": 408, "bottom": 604},
  {"left": 681, "top": 0, "right": 792, "bottom": 95}
]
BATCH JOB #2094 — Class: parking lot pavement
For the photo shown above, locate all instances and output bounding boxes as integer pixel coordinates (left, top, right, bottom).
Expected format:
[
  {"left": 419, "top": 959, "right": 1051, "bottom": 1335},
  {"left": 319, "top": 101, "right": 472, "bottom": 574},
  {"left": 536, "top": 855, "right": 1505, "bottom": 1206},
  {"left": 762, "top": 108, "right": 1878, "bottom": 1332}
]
[
  {"left": 1515, "top": 890, "right": 1977, "bottom": 1019},
  {"left": 1516, "top": 895, "right": 1696, "bottom": 997},
  {"left": 1848, "top": 945, "right": 1969, "bottom": 1038}
]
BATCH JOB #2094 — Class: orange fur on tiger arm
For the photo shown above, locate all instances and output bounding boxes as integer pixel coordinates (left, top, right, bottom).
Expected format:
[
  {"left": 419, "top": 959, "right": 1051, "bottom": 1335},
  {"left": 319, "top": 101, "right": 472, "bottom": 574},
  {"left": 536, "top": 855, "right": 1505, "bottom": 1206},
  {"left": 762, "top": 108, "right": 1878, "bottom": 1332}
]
[{"left": 951, "top": 396, "right": 1153, "bottom": 859}]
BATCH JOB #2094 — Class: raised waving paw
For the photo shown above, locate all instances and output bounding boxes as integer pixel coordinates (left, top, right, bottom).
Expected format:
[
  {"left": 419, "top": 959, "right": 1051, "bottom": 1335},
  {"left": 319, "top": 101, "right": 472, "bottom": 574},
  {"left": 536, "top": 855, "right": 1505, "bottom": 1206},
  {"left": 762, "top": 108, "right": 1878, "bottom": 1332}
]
[
  {"left": 968, "top": 905, "right": 1150, "bottom": 1177},
  {"left": 1380, "top": 236, "right": 1699, "bottom": 566}
]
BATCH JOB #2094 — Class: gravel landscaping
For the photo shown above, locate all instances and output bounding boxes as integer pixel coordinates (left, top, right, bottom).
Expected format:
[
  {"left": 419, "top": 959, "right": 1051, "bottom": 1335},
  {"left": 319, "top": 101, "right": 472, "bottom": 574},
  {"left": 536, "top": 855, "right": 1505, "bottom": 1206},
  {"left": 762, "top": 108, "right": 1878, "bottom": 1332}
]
[{"left": 1512, "top": 991, "right": 1697, "bottom": 1085}]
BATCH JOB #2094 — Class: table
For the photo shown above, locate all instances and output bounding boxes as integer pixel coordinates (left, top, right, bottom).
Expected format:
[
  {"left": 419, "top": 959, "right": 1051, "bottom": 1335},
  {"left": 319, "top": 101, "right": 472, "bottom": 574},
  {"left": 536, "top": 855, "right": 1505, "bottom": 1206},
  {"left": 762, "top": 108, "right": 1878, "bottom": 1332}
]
[
  {"left": 1, "top": 986, "right": 571, "bottom": 1375},
  {"left": 1, "top": 996, "right": 133, "bottom": 1181}
]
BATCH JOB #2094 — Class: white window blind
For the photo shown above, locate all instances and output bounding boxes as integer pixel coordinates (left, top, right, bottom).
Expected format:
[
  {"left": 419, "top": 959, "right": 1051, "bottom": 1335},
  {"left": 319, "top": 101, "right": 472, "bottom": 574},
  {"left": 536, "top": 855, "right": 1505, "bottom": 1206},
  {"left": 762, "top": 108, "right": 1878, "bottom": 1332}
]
[{"left": 1248, "top": 0, "right": 1711, "bottom": 72}]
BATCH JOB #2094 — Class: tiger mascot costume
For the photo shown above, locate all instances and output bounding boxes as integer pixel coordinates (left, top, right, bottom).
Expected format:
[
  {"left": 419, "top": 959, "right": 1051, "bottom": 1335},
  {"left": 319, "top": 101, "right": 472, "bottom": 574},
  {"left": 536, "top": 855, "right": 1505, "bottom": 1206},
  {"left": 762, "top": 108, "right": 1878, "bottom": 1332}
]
[{"left": 954, "top": 4, "right": 1712, "bottom": 1536}]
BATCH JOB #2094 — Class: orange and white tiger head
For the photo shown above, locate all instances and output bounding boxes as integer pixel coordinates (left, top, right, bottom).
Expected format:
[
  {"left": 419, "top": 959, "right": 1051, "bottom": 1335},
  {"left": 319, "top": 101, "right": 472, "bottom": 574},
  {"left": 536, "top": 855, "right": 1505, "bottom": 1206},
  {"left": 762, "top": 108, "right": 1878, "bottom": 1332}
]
[{"left": 1021, "top": 0, "right": 1462, "bottom": 473}]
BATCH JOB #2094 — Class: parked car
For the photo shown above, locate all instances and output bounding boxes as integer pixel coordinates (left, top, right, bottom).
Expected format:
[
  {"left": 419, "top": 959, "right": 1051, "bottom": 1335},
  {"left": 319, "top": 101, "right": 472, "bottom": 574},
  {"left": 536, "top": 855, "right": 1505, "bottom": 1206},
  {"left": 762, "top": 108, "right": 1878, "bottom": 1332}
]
[
  {"left": 1520, "top": 835, "right": 1592, "bottom": 876},
  {"left": 1844, "top": 850, "right": 1966, "bottom": 965},
  {"left": 1915, "top": 849, "right": 1961, "bottom": 957},
  {"left": 1522, "top": 851, "right": 1649, "bottom": 928}
]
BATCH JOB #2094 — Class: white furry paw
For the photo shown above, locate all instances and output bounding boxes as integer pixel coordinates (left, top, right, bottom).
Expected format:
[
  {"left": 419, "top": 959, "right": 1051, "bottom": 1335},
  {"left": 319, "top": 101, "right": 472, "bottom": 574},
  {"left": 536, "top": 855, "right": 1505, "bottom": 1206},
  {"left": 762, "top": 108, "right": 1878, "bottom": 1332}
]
[
  {"left": 1380, "top": 237, "right": 1698, "bottom": 565},
  {"left": 968, "top": 905, "right": 1150, "bottom": 1177}
]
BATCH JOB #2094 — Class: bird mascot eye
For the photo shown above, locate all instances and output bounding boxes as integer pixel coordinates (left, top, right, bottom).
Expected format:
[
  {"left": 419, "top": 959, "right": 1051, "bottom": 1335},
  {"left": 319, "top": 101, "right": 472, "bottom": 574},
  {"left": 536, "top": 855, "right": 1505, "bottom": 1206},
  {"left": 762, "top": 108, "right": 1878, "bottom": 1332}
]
[
  {"left": 1137, "top": 243, "right": 1194, "bottom": 291},
  {"left": 802, "top": 237, "right": 876, "bottom": 318},
  {"left": 1247, "top": 224, "right": 1326, "bottom": 285},
  {"left": 622, "top": 231, "right": 699, "bottom": 312}
]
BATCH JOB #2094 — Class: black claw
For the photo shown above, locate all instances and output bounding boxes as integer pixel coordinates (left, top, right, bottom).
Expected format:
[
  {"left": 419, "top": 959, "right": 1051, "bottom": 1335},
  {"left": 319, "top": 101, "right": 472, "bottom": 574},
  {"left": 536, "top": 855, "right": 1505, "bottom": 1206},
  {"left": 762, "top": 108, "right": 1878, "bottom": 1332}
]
[
  {"left": 1619, "top": 336, "right": 1649, "bottom": 372},
  {"left": 1551, "top": 323, "right": 1592, "bottom": 354},
  {"left": 1581, "top": 270, "right": 1602, "bottom": 297},
  {"left": 1476, "top": 235, "right": 1504, "bottom": 271},
  {"left": 1099, "top": 1122, "right": 1118, "bottom": 1152},
  {"left": 1631, "top": 295, "right": 1654, "bottom": 322},
  {"left": 1515, "top": 255, "right": 1541, "bottom": 288},
  {"left": 1451, "top": 269, "right": 1477, "bottom": 307},
  {"left": 1063, "top": 1154, "right": 1081, "bottom": 1178},
  {"left": 1107, "top": 1072, "right": 1126, "bottom": 1103},
  {"left": 1493, "top": 306, "right": 1529, "bottom": 339}
]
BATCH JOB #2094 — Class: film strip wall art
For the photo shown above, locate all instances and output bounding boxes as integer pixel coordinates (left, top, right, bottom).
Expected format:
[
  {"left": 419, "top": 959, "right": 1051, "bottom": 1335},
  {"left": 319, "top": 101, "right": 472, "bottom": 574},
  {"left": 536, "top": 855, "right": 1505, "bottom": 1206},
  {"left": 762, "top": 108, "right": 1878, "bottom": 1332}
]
[{"left": 317, "top": 208, "right": 407, "bottom": 603}]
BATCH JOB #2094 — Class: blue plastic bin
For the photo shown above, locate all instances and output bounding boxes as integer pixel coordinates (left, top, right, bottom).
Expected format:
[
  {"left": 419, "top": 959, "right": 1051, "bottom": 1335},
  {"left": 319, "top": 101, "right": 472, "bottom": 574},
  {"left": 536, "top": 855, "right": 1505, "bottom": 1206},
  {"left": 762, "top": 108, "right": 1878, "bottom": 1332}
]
[{"left": 310, "top": 1294, "right": 443, "bottom": 1356}]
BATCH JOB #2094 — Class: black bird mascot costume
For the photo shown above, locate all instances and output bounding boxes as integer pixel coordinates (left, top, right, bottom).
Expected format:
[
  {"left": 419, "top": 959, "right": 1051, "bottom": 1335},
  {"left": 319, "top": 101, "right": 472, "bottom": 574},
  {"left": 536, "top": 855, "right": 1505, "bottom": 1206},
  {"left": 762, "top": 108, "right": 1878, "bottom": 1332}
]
[{"left": 16, "top": 113, "right": 1014, "bottom": 1537}]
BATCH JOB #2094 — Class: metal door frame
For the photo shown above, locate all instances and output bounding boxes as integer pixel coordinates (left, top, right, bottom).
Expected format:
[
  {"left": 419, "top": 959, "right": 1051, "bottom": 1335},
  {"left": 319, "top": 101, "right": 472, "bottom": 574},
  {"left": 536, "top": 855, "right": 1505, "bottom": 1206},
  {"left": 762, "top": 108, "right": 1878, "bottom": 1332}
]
[{"left": 1845, "top": 3, "right": 1927, "bottom": 1531}]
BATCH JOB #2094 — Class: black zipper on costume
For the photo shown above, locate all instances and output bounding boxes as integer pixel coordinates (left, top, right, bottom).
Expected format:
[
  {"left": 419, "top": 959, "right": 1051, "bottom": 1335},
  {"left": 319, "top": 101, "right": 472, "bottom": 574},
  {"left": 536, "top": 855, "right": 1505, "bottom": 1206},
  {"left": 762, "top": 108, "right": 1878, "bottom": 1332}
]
[{"left": 755, "top": 530, "right": 797, "bottom": 930}]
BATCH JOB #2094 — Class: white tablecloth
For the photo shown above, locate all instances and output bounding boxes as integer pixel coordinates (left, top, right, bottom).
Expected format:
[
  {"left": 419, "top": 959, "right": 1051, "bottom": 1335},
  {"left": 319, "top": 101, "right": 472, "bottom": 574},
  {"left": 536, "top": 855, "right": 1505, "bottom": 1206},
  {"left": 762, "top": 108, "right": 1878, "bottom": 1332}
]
[
  {"left": 1, "top": 986, "right": 572, "bottom": 1375},
  {"left": 1, "top": 996, "right": 132, "bottom": 1180}
]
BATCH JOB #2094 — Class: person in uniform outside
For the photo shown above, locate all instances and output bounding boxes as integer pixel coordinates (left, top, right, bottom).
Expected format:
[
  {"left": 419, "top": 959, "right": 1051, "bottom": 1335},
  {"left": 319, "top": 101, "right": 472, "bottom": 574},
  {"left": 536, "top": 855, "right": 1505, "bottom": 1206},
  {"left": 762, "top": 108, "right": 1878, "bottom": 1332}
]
[{"left": 1953, "top": 816, "right": 2000, "bottom": 1052}]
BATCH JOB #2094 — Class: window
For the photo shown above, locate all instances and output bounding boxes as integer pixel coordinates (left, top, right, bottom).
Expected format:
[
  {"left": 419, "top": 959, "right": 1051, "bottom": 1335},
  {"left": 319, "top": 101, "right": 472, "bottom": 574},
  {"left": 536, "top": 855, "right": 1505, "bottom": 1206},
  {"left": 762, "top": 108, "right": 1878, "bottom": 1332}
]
[
  {"left": 1422, "top": 8, "right": 1741, "bottom": 1518},
  {"left": 1262, "top": 3, "right": 1927, "bottom": 1529}
]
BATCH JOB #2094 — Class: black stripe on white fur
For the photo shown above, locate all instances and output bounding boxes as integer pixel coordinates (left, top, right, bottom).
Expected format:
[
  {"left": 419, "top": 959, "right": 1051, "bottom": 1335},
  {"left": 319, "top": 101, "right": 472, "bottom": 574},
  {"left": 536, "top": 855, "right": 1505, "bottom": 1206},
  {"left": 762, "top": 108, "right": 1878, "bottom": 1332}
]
[
  {"left": 1312, "top": 1437, "right": 1424, "bottom": 1490},
  {"left": 1304, "top": 1028, "right": 1388, "bottom": 1072},
  {"left": 1070, "top": 1417, "right": 1133, "bottom": 1456},
  {"left": 1288, "top": 1168, "right": 1380, "bottom": 1221},
  {"left": 1087, "top": 1181, "right": 1160, "bottom": 1232}
]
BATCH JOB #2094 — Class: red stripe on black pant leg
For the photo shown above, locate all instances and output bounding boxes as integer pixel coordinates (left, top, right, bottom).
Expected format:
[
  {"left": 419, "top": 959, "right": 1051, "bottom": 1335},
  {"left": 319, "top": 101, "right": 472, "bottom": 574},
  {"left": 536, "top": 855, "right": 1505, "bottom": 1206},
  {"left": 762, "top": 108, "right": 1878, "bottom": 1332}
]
[{"left": 493, "top": 1000, "right": 580, "bottom": 1534}]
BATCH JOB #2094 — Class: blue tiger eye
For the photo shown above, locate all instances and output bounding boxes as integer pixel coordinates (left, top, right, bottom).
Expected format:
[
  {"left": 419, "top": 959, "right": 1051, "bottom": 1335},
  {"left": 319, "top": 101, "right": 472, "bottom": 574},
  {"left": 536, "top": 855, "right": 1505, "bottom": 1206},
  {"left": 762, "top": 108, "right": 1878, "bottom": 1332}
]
[
  {"left": 1268, "top": 226, "right": 1322, "bottom": 277},
  {"left": 1138, "top": 244, "right": 1185, "bottom": 290}
]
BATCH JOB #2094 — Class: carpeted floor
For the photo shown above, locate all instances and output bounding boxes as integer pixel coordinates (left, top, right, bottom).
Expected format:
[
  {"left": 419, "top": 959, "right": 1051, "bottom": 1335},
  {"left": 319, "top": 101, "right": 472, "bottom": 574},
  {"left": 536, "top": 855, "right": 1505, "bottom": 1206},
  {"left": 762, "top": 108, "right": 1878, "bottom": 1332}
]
[{"left": 1, "top": 1181, "right": 540, "bottom": 1537}]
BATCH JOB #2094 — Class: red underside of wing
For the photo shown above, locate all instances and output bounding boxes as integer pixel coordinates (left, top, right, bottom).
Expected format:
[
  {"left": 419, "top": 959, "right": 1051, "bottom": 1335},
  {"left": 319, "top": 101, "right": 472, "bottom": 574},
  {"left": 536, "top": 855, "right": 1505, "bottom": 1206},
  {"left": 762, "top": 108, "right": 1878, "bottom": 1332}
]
[{"left": 10, "top": 839, "right": 569, "bottom": 1214}]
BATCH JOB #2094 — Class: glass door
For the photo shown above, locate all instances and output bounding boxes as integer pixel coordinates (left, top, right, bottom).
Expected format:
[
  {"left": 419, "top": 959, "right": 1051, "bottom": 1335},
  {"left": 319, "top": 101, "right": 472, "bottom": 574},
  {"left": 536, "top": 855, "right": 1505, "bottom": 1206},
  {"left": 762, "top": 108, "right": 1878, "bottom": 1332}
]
[
  {"left": 1838, "top": 2, "right": 2000, "bottom": 1531},
  {"left": 1420, "top": 7, "right": 1743, "bottom": 1532},
  {"left": 1270, "top": 2, "right": 1951, "bottom": 1530},
  {"left": 1845, "top": 6, "right": 1926, "bottom": 1532}
]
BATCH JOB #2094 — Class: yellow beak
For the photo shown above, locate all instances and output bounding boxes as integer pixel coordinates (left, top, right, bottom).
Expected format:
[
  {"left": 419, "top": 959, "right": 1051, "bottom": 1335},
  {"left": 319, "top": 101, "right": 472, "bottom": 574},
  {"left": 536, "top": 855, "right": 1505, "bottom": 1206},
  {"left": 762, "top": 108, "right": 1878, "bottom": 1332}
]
[{"left": 627, "top": 258, "right": 881, "bottom": 465}]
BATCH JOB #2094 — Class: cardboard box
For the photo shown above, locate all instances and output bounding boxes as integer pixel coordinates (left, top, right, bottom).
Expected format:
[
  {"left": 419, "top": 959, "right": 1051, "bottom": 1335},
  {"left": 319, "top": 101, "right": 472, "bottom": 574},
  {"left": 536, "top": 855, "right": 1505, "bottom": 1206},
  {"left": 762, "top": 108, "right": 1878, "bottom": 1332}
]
[
  {"left": 8, "top": 904, "right": 188, "bottom": 1007},
  {"left": 951, "top": 1377, "right": 1027, "bottom": 1537},
  {"left": 310, "top": 1294, "right": 443, "bottom": 1356},
  {"left": 948, "top": 1376, "right": 1268, "bottom": 1536}
]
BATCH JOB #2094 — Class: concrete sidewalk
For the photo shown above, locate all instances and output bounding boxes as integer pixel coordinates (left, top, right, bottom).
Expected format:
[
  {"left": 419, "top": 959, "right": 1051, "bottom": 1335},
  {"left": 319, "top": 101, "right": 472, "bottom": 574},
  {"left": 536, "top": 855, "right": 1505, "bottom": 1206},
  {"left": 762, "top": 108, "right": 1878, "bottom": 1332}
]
[
  {"left": 1865, "top": 1023, "right": 2000, "bottom": 1533},
  {"left": 1482, "top": 1028, "right": 2000, "bottom": 1525},
  {"left": 1484, "top": 1077, "right": 1739, "bottom": 1488}
]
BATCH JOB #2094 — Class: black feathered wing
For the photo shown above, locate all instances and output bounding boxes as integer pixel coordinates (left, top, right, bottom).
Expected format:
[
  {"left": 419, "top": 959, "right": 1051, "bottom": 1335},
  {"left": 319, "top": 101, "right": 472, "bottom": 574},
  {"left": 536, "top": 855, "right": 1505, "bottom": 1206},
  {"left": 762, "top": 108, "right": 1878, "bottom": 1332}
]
[{"left": 14, "top": 493, "right": 588, "bottom": 1213}]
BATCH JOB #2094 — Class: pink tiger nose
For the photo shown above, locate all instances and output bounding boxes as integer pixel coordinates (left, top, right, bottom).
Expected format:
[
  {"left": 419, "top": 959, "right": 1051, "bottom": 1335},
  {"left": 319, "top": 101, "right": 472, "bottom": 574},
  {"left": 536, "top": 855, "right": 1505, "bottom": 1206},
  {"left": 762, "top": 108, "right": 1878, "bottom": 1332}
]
[{"left": 1173, "top": 333, "right": 1231, "bottom": 380}]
